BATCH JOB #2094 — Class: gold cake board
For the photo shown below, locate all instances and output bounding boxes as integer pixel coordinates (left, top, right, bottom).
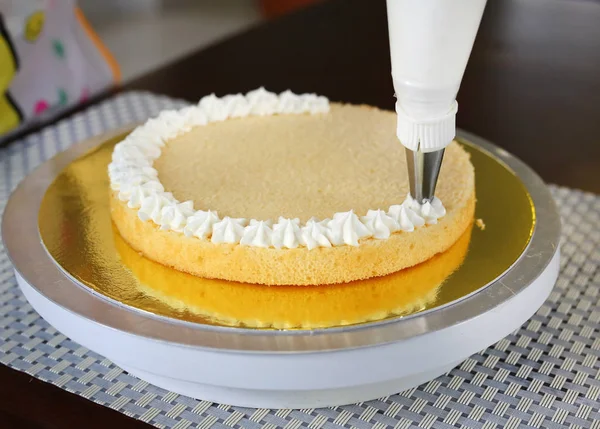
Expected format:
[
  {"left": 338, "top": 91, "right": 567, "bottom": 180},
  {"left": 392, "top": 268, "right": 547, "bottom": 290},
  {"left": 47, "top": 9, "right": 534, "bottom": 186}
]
[{"left": 37, "top": 128, "right": 534, "bottom": 329}]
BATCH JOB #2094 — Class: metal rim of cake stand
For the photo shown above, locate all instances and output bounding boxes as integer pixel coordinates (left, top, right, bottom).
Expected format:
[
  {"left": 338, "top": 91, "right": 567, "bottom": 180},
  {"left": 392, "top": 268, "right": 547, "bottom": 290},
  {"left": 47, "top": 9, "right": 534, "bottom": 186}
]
[{"left": 2, "top": 127, "right": 561, "bottom": 353}]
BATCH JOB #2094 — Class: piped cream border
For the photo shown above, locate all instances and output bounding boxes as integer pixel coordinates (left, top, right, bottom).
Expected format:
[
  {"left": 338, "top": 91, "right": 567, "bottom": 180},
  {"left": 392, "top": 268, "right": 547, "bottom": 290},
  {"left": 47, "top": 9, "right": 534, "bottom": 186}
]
[{"left": 108, "top": 88, "right": 446, "bottom": 250}]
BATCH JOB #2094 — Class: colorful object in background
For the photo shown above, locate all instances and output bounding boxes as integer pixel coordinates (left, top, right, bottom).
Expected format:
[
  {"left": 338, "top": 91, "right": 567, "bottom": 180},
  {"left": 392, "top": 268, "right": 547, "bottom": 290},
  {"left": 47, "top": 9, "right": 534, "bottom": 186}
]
[
  {"left": 24, "top": 10, "right": 44, "bottom": 42},
  {"left": 33, "top": 99, "right": 50, "bottom": 115},
  {"left": 51, "top": 38, "right": 65, "bottom": 58},
  {"left": 0, "top": 17, "right": 21, "bottom": 134},
  {"left": 0, "top": 0, "right": 120, "bottom": 138},
  {"left": 260, "top": 0, "right": 324, "bottom": 18}
]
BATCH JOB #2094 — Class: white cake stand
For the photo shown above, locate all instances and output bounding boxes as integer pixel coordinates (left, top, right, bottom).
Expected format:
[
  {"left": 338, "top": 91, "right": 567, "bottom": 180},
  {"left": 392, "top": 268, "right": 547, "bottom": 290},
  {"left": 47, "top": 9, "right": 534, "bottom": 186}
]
[{"left": 2, "top": 130, "right": 560, "bottom": 409}]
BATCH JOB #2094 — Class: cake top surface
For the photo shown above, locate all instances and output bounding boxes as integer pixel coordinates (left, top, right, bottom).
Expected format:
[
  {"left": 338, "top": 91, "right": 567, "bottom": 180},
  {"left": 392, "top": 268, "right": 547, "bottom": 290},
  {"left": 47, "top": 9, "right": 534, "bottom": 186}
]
[
  {"left": 155, "top": 103, "right": 467, "bottom": 222},
  {"left": 109, "top": 89, "right": 471, "bottom": 249},
  {"left": 157, "top": 104, "right": 397, "bottom": 221}
]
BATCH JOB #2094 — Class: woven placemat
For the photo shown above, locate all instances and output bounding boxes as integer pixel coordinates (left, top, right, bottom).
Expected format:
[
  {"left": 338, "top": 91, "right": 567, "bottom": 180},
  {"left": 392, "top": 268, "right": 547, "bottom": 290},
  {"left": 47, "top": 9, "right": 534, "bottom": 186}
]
[{"left": 1, "top": 92, "right": 599, "bottom": 429}]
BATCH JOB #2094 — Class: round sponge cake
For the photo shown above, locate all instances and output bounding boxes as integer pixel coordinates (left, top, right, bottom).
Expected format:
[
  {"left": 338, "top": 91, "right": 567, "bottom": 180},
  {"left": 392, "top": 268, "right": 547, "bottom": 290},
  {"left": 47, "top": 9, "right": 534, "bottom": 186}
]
[{"left": 110, "top": 103, "right": 475, "bottom": 285}]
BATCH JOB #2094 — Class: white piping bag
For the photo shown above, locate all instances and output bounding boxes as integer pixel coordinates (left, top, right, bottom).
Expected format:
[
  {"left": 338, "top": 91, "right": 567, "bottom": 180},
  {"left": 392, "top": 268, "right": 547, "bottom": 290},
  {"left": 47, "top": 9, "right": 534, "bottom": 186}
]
[{"left": 386, "top": 0, "right": 487, "bottom": 202}]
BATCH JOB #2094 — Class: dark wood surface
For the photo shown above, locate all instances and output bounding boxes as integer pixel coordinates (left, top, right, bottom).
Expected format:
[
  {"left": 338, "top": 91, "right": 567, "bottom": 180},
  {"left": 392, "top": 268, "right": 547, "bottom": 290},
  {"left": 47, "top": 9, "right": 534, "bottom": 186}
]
[
  {"left": 127, "top": 0, "right": 600, "bottom": 193},
  {"left": 1, "top": 0, "right": 599, "bottom": 427}
]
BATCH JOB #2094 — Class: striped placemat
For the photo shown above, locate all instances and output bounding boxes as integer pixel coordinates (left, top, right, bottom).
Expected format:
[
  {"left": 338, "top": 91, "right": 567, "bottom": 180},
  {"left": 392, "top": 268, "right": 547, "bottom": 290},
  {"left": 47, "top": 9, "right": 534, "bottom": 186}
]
[{"left": 1, "top": 91, "right": 599, "bottom": 428}]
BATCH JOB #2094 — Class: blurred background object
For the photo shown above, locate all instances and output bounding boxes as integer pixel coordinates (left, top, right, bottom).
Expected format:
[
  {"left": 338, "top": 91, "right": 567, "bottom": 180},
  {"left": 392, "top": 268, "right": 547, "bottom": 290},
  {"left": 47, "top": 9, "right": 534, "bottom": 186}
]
[
  {"left": 78, "top": 0, "right": 263, "bottom": 82},
  {"left": 77, "top": 0, "right": 326, "bottom": 82},
  {"left": 0, "top": 0, "right": 119, "bottom": 139},
  {"left": 0, "top": 0, "right": 318, "bottom": 140},
  {"left": 259, "top": 0, "right": 323, "bottom": 18}
]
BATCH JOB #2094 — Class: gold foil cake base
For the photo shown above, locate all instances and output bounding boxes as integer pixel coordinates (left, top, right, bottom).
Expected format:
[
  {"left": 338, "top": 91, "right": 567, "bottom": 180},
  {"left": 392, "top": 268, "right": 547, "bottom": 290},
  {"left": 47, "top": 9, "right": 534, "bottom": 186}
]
[
  {"left": 113, "top": 223, "right": 471, "bottom": 329},
  {"left": 38, "top": 132, "right": 535, "bottom": 329}
]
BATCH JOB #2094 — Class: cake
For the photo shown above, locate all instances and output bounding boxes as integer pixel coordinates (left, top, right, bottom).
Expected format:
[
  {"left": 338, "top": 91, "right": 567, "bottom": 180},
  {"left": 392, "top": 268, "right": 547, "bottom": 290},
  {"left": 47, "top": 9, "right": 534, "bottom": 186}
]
[{"left": 109, "top": 88, "right": 475, "bottom": 285}]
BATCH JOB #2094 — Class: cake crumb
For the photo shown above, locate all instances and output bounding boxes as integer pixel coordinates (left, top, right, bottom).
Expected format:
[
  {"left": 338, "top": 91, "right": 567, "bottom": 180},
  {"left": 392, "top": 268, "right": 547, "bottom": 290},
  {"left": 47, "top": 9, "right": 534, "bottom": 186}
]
[{"left": 476, "top": 218, "right": 486, "bottom": 231}]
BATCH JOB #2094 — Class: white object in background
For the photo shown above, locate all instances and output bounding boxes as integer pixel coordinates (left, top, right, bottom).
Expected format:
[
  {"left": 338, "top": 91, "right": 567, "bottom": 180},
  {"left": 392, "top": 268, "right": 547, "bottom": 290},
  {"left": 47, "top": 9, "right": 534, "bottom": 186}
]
[{"left": 386, "top": 0, "right": 487, "bottom": 152}]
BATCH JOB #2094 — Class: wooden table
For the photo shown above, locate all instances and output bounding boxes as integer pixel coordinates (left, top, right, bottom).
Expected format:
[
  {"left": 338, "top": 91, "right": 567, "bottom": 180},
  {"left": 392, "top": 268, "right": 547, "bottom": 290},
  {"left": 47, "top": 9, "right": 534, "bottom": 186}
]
[{"left": 1, "top": 0, "right": 599, "bottom": 427}]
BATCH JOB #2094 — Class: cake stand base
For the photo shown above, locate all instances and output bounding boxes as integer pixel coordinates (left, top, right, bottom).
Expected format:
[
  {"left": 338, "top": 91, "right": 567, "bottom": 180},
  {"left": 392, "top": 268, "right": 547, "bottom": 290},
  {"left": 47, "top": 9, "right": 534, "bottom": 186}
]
[
  {"left": 117, "top": 363, "right": 460, "bottom": 409},
  {"left": 15, "top": 249, "right": 559, "bottom": 409}
]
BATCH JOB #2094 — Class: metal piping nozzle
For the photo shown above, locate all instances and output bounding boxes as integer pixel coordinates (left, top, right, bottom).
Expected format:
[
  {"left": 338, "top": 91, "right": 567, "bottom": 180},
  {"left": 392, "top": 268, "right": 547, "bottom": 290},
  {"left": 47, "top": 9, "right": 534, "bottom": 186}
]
[{"left": 405, "top": 147, "right": 445, "bottom": 203}]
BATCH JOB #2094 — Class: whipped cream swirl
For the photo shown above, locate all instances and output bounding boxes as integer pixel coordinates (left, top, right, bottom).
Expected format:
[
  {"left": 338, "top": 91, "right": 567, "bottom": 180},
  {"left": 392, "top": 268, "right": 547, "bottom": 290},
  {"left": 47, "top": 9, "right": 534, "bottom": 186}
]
[
  {"left": 300, "top": 218, "right": 332, "bottom": 250},
  {"left": 183, "top": 210, "right": 219, "bottom": 239},
  {"left": 108, "top": 88, "right": 447, "bottom": 249},
  {"left": 211, "top": 217, "right": 246, "bottom": 244}
]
